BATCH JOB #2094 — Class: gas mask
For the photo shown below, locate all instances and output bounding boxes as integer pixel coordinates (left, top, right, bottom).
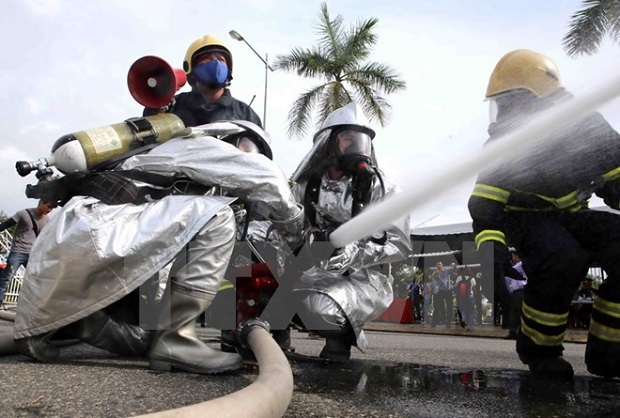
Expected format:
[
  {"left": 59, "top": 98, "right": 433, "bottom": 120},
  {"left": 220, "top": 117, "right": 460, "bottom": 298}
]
[
  {"left": 193, "top": 60, "right": 229, "bottom": 88},
  {"left": 487, "top": 89, "right": 553, "bottom": 138},
  {"left": 332, "top": 128, "right": 374, "bottom": 176}
]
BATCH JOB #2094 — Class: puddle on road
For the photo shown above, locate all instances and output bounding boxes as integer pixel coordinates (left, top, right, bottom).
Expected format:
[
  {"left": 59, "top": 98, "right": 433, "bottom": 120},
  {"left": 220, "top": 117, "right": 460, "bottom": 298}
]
[{"left": 289, "top": 358, "right": 620, "bottom": 416}]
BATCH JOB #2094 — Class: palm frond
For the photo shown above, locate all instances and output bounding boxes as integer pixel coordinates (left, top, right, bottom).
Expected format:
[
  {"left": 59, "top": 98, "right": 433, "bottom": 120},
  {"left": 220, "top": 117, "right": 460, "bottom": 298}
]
[
  {"left": 350, "top": 81, "right": 391, "bottom": 127},
  {"left": 339, "top": 18, "right": 379, "bottom": 67},
  {"left": 287, "top": 86, "right": 326, "bottom": 139},
  {"left": 347, "top": 63, "right": 407, "bottom": 94},
  {"left": 315, "top": 83, "right": 353, "bottom": 130},
  {"left": 316, "top": 2, "right": 344, "bottom": 60},
  {"left": 274, "top": 48, "right": 335, "bottom": 79},
  {"left": 604, "top": 0, "right": 620, "bottom": 44},
  {"left": 563, "top": 0, "right": 609, "bottom": 57}
]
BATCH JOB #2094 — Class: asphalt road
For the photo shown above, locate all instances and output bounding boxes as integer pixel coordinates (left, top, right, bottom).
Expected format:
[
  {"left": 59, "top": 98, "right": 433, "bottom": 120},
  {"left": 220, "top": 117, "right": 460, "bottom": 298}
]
[{"left": 1, "top": 313, "right": 618, "bottom": 418}]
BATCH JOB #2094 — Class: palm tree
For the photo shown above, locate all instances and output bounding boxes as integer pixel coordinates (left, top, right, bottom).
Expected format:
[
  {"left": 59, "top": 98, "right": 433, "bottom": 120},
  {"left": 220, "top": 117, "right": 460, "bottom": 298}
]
[
  {"left": 563, "top": 0, "right": 620, "bottom": 57},
  {"left": 274, "top": 2, "right": 406, "bottom": 138}
]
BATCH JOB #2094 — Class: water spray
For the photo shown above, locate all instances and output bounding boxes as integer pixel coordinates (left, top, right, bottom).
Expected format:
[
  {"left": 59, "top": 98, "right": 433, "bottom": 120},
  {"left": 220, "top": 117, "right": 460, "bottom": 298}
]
[{"left": 330, "top": 73, "right": 620, "bottom": 248}]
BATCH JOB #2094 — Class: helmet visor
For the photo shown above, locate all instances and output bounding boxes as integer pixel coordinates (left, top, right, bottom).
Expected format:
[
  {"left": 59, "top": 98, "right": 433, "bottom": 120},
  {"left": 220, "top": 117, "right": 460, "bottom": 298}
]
[
  {"left": 336, "top": 129, "right": 372, "bottom": 157},
  {"left": 488, "top": 97, "right": 499, "bottom": 124},
  {"left": 487, "top": 89, "right": 537, "bottom": 124}
]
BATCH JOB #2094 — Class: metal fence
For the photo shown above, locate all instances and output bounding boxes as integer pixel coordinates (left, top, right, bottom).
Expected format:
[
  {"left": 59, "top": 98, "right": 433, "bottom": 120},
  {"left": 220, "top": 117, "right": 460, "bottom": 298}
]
[{"left": 1, "top": 229, "right": 23, "bottom": 304}]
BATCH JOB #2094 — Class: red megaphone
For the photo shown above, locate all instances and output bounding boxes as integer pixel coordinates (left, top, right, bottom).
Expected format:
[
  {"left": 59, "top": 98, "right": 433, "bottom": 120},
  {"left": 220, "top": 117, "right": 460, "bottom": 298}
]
[{"left": 127, "top": 55, "right": 187, "bottom": 108}]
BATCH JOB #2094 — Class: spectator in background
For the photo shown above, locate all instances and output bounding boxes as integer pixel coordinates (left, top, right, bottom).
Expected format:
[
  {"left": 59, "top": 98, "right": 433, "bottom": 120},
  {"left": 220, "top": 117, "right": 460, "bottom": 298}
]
[
  {"left": 455, "top": 266, "right": 477, "bottom": 330},
  {"left": 431, "top": 261, "right": 457, "bottom": 328},
  {"left": 422, "top": 277, "right": 433, "bottom": 327},
  {"left": 575, "top": 277, "right": 597, "bottom": 300},
  {"left": 0, "top": 200, "right": 55, "bottom": 308},
  {"left": 407, "top": 278, "right": 423, "bottom": 323},
  {"left": 572, "top": 278, "right": 596, "bottom": 328},
  {"left": 505, "top": 249, "right": 527, "bottom": 340},
  {"left": 473, "top": 272, "right": 484, "bottom": 324}
]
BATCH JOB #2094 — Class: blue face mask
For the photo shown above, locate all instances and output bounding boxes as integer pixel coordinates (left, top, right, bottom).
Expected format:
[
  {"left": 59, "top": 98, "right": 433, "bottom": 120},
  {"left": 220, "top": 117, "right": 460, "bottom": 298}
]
[{"left": 193, "top": 60, "right": 229, "bottom": 87}]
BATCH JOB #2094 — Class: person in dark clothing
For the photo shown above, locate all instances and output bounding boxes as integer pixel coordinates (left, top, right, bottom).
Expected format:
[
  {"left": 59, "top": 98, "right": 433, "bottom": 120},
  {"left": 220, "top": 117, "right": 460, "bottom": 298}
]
[
  {"left": 455, "top": 266, "right": 476, "bottom": 330},
  {"left": 143, "top": 34, "right": 262, "bottom": 128},
  {"left": 468, "top": 49, "right": 620, "bottom": 379},
  {"left": 504, "top": 249, "right": 527, "bottom": 340},
  {"left": 407, "top": 280, "right": 423, "bottom": 323},
  {"left": 431, "top": 262, "right": 456, "bottom": 328},
  {"left": 0, "top": 199, "right": 55, "bottom": 306}
]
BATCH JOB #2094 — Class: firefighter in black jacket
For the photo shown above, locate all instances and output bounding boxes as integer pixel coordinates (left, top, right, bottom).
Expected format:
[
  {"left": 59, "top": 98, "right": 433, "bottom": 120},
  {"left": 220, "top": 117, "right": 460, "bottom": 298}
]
[
  {"left": 468, "top": 49, "right": 620, "bottom": 379},
  {"left": 144, "top": 34, "right": 262, "bottom": 128}
]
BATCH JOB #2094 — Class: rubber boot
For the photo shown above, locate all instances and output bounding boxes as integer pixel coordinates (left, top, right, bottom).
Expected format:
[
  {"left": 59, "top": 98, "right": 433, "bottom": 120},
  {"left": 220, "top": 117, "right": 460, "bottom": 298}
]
[
  {"left": 14, "top": 331, "right": 60, "bottom": 362},
  {"left": 272, "top": 328, "right": 293, "bottom": 352},
  {"left": 585, "top": 335, "right": 620, "bottom": 379},
  {"left": 71, "top": 310, "right": 153, "bottom": 357},
  {"left": 148, "top": 287, "right": 243, "bottom": 374},
  {"left": 319, "top": 338, "right": 352, "bottom": 363},
  {"left": 519, "top": 353, "right": 574, "bottom": 380},
  {"left": 317, "top": 325, "right": 356, "bottom": 363}
]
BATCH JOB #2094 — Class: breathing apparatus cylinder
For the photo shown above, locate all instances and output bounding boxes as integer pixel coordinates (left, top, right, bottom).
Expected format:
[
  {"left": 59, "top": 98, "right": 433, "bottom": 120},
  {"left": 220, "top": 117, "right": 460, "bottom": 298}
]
[{"left": 16, "top": 113, "right": 188, "bottom": 176}]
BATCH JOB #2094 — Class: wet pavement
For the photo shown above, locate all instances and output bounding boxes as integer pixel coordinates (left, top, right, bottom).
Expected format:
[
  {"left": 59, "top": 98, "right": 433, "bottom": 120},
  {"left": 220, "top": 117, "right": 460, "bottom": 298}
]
[
  {"left": 287, "top": 357, "right": 620, "bottom": 417},
  {"left": 1, "top": 305, "right": 617, "bottom": 417}
]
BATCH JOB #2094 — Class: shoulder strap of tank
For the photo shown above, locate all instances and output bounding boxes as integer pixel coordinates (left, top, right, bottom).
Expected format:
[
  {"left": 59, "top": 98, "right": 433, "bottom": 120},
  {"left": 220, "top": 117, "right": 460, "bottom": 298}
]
[
  {"left": 25, "top": 208, "right": 39, "bottom": 237},
  {"left": 303, "top": 175, "right": 323, "bottom": 227}
]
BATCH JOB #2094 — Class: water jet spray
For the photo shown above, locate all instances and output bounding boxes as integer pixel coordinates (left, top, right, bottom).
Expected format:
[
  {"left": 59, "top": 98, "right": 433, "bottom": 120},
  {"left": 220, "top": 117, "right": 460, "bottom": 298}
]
[{"left": 330, "top": 73, "right": 620, "bottom": 248}]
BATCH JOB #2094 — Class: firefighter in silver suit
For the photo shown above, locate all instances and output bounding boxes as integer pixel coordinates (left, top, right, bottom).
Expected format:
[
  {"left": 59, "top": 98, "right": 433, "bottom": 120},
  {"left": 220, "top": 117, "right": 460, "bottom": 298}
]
[
  {"left": 290, "top": 102, "right": 412, "bottom": 362},
  {"left": 13, "top": 120, "right": 303, "bottom": 375}
]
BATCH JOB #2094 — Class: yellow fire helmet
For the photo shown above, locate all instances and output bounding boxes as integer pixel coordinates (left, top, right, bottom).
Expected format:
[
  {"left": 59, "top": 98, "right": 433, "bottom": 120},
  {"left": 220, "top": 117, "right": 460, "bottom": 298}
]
[
  {"left": 486, "top": 49, "right": 563, "bottom": 99},
  {"left": 183, "top": 34, "right": 233, "bottom": 81}
]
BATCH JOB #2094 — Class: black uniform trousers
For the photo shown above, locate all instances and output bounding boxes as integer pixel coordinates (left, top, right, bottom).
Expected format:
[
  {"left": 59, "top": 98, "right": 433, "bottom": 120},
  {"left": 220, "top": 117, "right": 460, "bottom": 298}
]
[{"left": 505, "top": 209, "right": 620, "bottom": 360}]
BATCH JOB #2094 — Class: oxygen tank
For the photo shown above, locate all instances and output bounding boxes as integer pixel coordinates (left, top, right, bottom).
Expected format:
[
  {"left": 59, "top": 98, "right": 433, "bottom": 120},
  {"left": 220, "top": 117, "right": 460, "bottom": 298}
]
[{"left": 16, "top": 113, "right": 188, "bottom": 176}]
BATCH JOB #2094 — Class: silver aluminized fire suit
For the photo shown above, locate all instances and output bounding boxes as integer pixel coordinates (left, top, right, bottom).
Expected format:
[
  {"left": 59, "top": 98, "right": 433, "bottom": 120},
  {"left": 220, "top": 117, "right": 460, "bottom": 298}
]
[
  {"left": 291, "top": 172, "right": 411, "bottom": 351},
  {"left": 13, "top": 130, "right": 302, "bottom": 346}
]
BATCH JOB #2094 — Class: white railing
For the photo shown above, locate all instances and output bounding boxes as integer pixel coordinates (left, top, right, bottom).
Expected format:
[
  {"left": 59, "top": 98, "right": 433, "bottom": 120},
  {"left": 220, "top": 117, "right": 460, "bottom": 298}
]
[
  {"left": 0, "top": 229, "right": 23, "bottom": 305},
  {"left": 3, "top": 266, "right": 24, "bottom": 304},
  {"left": 0, "top": 230, "right": 12, "bottom": 255}
]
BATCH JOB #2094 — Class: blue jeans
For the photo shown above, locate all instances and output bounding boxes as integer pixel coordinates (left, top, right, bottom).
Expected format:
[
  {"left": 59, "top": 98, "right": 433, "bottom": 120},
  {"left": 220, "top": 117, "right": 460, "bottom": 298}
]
[
  {"left": 0, "top": 251, "right": 29, "bottom": 304},
  {"left": 423, "top": 296, "right": 431, "bottom": 324}
]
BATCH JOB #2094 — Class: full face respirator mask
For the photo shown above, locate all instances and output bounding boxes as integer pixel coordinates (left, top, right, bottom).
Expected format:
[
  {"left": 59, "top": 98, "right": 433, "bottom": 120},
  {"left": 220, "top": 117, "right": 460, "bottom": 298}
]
[{"left": 332, "top": 128, "right": 374, "bottom": 176}]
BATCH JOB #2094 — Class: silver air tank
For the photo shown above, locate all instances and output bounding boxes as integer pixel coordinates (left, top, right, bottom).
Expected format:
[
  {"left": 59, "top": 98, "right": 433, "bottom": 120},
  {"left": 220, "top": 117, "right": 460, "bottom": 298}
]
[{"left": 16, "top": 113, "right": 187, "bottom": 176}]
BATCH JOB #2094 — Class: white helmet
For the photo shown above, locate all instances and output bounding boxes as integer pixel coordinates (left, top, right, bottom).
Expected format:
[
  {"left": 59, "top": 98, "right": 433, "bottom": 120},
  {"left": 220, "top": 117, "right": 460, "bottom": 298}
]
[
  {"left": 293, "top": 102, "right": 377, "bottom": 182},
  {"left": 312, "top": 102, "right": 375, "bottom": 143}
]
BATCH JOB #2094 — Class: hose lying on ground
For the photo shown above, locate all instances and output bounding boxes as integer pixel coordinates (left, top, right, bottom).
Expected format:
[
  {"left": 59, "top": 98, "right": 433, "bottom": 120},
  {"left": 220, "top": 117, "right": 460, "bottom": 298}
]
[
  {"left": 0, "top": 331, "right": 17, "bottom": 356},
  {"left": 0, "top": 309, "right": 17, "bottom": 355},
  {"left": 0, "top": 313, "right": 294, "bottom": 417},
  {"left": 136, "top": 319, "right": 294, "bottom": 418}
]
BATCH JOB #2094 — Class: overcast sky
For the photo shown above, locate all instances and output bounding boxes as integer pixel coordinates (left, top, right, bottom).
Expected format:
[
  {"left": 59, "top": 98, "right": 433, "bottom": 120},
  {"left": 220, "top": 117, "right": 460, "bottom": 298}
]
[{"left": 3, "top": 0, "right": 620, "bottom": 228}]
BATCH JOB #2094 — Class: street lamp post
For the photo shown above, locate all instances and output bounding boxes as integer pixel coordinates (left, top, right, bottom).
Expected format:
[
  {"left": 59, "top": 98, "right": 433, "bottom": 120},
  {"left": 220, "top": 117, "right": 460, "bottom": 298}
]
[{"left": 229, "top": 30, "right": 274, "bottom": 128}]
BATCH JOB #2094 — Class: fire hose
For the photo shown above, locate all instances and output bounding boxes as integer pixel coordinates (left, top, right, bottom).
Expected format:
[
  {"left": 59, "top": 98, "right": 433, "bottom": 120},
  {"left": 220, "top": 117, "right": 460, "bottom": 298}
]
[
  {"left": 135, "top": 319, "right": 293, "bottom": 418},
  {"left": 0, "top": 317, "right": 293, "bottom": 417}
]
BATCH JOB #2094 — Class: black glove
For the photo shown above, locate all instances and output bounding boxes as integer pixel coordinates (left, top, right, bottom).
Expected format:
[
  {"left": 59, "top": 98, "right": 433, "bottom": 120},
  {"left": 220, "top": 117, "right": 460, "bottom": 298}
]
[
  {"left": 309, "top": 226, "right": 335, "bottom": 243},
  {"left": 596, "top": 180, "right": 620, "bottom": 210}
]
